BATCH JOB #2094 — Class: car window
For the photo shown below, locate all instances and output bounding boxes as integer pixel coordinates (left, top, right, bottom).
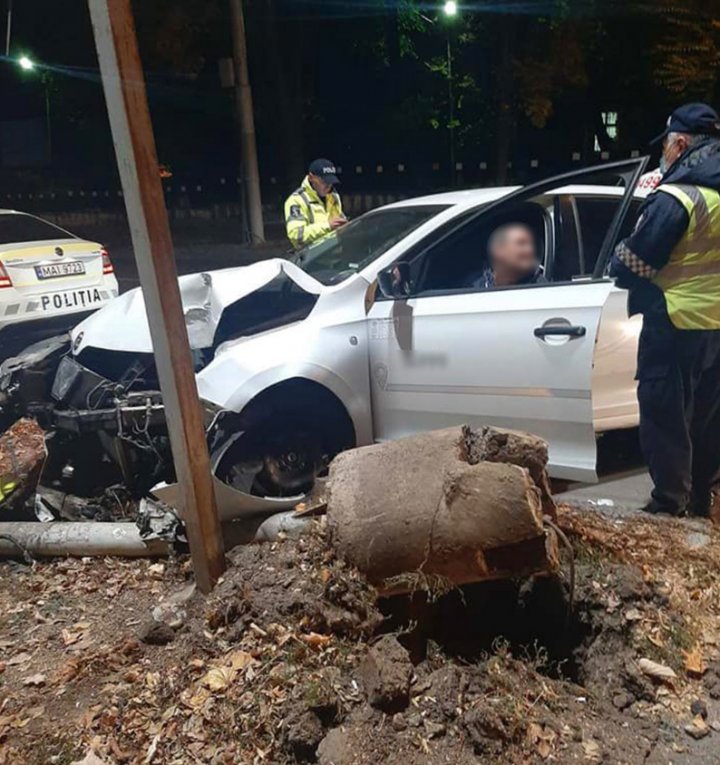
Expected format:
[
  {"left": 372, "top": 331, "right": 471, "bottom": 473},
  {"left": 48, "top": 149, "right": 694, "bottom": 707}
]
[
  {"left": 411, "top": 199, "right": 549, "bottom": 294},
  {"left": 377, "top": 159, "right": 647, "bottom": 300},
  {"left": 574, "top": 197, "right": 642, "bottom": 276},
  {"left": 293, "top": 205, "right": 448, "bottom": 286},
  {"left": 0, "top": 213, "right": 73, "bottom": 244}
]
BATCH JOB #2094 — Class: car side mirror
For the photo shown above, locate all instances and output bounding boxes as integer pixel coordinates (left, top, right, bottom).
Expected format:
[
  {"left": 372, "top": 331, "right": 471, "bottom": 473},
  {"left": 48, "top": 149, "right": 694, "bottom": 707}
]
[{"left": 377, "top": 262, "right": 412, "bottom": 299}]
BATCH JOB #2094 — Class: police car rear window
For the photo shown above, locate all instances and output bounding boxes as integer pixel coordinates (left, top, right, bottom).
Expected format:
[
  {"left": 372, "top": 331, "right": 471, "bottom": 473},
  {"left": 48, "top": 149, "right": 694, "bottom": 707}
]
[{"left": 0, "top": 214, "right": 73, "bottom": 245}]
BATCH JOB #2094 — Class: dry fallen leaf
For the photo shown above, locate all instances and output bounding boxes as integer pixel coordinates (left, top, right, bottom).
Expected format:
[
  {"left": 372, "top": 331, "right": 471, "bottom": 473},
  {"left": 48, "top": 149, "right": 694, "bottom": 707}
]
[
  {"left": 582, "top": 739, "right": 602, "bottom": 762},
  {"left": 684, "top": 716, "right": 710, "bottom": 740},
  {"left": 683, "top": 645, "right": 707, "bottom": 677},
  {"left": 7, "top": 652, "right": 32, "bottom": 666},
  {"left": 302, "top": 632, "right": 332, "bottom": 650},
  {"left": 638, "top": 658, "right": 677, "bottom": 685},
  {"left": 200, "top": 650, "right": 253, "bottom": 693},
  {"left": 202, "top": 666, "right": 234, "bottom": 692},
  {"left": 71, "top": 751, "right": 110, "bottom": 765},
  {"left": 148, "top": 563, "right": 166, "bottom": 579},
  {"left": 227, "top": 650, "right": 253, "bottom": 671},
  {"left": 526, "top": 722, "right": 556, "bottom": 760},
  {"left": 22, "top": 673, "right": 46, "bottom": 687}
]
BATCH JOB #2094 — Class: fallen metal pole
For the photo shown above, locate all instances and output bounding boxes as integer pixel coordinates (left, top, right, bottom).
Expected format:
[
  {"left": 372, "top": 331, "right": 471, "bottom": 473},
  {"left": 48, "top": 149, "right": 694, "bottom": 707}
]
[
  {"left": 0, "top": 523, "right": 170, "bottom": 559},
  {"left": 0, "top": 513, "right": 313, "bottom": 560}
]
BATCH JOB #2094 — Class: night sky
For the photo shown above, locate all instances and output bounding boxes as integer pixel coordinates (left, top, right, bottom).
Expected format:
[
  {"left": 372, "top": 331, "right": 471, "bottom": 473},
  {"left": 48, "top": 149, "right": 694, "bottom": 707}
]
[{"left": 0, "top": 1, "right": 711, "bottom": 197}]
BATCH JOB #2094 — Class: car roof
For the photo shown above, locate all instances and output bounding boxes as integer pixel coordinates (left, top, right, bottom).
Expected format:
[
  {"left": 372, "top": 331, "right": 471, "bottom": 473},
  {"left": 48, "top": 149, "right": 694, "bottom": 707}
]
[{"left": 382, "top": 184, "right": 645, "bottom": 211}]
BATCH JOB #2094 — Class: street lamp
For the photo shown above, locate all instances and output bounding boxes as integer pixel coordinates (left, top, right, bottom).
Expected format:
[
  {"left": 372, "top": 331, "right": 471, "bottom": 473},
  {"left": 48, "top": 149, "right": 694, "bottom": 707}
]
[
  {"left": 441, "top": 4, "right": 459, "bottom": 184},
  {"left": 418, "top": 4, "right": 460, "bottom": 185},
  {"left": 16, "top": 55, "right": 52, "bottom": 164}
]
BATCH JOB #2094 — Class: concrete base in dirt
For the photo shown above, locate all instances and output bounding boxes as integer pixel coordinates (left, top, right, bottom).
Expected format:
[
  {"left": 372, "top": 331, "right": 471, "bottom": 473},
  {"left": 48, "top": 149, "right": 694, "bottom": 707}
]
[{"left": 327, "top": 426, "right": 558, "bottom": 592}]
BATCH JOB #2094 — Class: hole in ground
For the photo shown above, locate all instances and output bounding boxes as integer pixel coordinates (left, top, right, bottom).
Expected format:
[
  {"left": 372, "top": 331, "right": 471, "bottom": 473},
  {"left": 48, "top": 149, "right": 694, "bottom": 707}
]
[{"left": 378, "top": 575, "right": 593, "bottom": 683}]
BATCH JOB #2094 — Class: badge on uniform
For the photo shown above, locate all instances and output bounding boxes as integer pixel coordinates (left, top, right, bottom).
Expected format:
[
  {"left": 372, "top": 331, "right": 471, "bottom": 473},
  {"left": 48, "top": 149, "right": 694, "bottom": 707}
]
[{"left": 289, "top": 205, "right": 304, "bottom": 220}]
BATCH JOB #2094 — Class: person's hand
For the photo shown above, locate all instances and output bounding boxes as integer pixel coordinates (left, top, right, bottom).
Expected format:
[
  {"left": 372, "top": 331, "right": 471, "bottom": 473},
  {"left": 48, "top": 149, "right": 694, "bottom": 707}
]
[{"left": 330, "top": 216, "right": 348, "bottom": 230}]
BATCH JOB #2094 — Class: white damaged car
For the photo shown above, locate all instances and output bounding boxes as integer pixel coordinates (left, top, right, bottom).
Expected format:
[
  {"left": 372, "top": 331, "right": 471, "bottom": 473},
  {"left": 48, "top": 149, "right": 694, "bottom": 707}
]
[{"left": 2, "top": 159, "right": 650, "bottom": 516}]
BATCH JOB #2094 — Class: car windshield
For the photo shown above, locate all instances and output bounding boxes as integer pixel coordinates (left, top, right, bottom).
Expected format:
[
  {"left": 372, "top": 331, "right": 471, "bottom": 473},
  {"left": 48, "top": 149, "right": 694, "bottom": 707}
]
[
  {"left": 0, "top": 214, "right": 73, "bottom": 244},
  {"left": 292, "top": 205, "right": 448, "bottom": 285}
]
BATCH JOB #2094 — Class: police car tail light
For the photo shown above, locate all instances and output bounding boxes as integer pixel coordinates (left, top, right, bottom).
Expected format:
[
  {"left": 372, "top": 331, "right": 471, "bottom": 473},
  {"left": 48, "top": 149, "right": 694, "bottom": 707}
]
[
  {"left": 0, "top": 261, "right": 12, "bottom": 289},
  {"left": 101, "top": 248, "right": 114, "bottom": 275}
]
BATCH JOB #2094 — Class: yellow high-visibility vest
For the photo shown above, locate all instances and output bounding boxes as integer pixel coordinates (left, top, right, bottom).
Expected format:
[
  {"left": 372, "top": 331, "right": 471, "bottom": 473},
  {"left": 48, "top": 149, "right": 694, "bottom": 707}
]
[
  {"left": 653, "top": 183, "right": 720, "bottom": 330},
  {"left": 284, "top": 176, "right": 343, "bottom": 249}
]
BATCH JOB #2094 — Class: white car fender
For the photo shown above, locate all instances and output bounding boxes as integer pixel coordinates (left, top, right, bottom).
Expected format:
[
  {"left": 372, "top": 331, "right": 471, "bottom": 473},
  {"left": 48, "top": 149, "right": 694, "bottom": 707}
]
[
  {"left": 200, "top": 356, "right": 373, "bottom": 446},
  {"left": 196, "top": 294, "right": 374, "bottom": 446}
]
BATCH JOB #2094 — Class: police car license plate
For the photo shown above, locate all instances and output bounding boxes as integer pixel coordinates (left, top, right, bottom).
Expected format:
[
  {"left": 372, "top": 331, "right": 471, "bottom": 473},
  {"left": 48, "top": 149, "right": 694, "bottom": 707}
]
[
  {"left": 41, "top": 288, "right": 103, "bottom": 312},
  {"left": 35, "top": 261, "right": 86, "bottom": 280}
]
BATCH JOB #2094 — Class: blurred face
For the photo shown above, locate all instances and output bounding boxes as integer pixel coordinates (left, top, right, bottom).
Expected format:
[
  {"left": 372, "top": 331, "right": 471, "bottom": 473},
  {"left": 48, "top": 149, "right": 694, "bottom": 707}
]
[
  {"left": 309, "top": 173, "right": 333, "bottom": 197},
  {"left": 661, "top": 132, "right": 691, "bottom": 174},
  {"left": 490, "top": 227, "right": 538, "bottom": 280}
]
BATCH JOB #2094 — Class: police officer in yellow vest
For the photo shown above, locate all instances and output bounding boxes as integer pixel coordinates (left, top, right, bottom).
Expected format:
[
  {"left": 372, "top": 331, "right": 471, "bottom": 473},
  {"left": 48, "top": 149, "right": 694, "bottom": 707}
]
[
  {"left": 285, "top": 159, "right": 347, "bottom": 249},
  {"left": 610, "top": 103, "right": 720, "bottom": 517}
]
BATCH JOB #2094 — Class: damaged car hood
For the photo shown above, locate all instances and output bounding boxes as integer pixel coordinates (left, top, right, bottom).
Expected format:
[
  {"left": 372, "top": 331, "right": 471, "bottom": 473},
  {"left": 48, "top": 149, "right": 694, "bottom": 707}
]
[{"left": 70, "top": 259, "right": 325, "bottom": 355}]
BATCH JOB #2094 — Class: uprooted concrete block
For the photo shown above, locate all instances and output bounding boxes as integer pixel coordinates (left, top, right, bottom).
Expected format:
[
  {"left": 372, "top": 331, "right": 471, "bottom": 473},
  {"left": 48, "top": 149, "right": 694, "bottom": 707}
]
[
  {"left": 0, "top": 419, "right": 46, "bottom": 514},
  {"left": 327, "top": 426, "right": 557, "bottom": 592},
  {"left": 358, "top": 635, "right": 413, "bottom": 713},
  {"left": 462, "top": 425, "right": 557, "bottom": 520}
]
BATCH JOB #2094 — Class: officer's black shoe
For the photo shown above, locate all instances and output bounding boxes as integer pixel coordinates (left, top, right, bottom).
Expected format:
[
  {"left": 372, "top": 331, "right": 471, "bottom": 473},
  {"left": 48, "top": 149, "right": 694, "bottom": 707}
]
[
  {"left": 689, "top": 492, "right": 712, "bottom": 518},
  {"left": 641, "top": 499, "right": 687, "bottom": 518}
]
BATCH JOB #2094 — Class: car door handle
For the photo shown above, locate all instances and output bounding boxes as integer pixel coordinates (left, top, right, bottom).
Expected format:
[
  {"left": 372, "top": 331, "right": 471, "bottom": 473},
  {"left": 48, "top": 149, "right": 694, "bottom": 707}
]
[{"left": 534, "top": 325, "right": 587, "bottom": 338}]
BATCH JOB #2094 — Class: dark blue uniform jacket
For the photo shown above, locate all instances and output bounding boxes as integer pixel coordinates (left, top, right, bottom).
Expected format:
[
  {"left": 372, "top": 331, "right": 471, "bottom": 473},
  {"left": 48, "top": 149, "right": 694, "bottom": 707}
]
[{"left": 609, "top": 139, "right": 720, "bottom": 322}]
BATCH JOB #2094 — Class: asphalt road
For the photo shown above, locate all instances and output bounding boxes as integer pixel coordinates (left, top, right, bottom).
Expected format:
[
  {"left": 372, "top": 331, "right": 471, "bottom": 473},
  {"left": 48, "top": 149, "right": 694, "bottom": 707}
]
[{"left": 557, "top": 428, "right": 652, "bottom": 513}]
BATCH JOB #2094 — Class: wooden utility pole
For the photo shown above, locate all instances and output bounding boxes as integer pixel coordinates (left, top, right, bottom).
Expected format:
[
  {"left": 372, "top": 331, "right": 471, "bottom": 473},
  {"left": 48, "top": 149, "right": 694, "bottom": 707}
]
[
  {"left": 230, "top": 0, "right": 265, "bottom": 244},
  {"left": 87, "top": 0, "right": 225, "bottom": 593}
]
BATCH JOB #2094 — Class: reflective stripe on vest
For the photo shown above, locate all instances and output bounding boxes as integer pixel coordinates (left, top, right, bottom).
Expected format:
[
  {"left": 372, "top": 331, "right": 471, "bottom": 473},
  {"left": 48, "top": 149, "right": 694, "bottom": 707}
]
[
  {"left": 652, "top": 183, "right": 720, "bottom": 330},
  {"left": 298, "top": 189, "right": 315, "bottom": 224}
]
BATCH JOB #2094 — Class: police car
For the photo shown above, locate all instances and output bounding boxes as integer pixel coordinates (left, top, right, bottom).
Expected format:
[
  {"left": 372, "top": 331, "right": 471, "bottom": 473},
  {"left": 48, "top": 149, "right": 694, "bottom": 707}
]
[{"left": 0, "top": 210, "right": 119, "bottom": 358}]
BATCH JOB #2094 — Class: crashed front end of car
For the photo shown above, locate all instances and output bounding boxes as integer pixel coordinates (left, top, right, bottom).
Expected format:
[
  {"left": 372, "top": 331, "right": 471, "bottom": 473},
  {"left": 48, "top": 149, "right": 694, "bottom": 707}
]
[{"left": 0, "top": 260, "right": 328, "bottom": 516}]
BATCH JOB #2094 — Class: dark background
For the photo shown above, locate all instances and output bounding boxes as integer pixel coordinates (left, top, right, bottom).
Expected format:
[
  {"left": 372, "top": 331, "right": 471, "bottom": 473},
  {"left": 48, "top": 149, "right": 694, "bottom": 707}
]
[{"left": 0, "top": 0, "right": 717, "bottom": 208}]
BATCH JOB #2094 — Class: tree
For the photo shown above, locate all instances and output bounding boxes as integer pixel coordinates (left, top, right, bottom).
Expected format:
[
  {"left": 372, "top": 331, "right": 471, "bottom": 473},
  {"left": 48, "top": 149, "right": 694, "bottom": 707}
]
[{"left": 650, "top": 1, "right": 720, "bottom": 100}]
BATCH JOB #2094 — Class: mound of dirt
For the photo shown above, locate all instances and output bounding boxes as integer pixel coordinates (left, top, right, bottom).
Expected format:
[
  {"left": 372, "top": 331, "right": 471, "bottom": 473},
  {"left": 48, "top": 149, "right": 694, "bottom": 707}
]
[{"left": 1, "top": 507, "right": 720, "bottom": 764}]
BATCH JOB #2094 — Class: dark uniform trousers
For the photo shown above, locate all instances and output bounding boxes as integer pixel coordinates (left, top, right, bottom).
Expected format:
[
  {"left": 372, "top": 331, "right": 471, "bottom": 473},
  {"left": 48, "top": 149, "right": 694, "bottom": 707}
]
[{"left": 637, "top": 313, "right": 720, "bottom": 512}]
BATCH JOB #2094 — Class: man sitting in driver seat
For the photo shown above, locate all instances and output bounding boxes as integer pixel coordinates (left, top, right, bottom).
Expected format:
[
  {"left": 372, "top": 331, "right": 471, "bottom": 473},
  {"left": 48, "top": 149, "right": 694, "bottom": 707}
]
[{"left": 469, "top": 222, "right": 546, "bottom": 289}]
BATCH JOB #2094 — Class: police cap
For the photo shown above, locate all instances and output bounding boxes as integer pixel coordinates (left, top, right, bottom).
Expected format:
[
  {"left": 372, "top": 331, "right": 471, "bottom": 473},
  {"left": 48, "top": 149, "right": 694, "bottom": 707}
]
[
  {"left": 308, "top": 158, "right": 340, "bottom": 186},
  {"left": 652, "top": 103, "right": 720, "bottom": 145}
]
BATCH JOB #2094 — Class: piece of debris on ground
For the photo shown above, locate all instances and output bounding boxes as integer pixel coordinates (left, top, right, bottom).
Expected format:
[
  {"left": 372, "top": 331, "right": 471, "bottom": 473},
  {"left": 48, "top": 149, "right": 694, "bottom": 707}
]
[{"left": 1, "top": 503, "right": 720, "bottom": 765}]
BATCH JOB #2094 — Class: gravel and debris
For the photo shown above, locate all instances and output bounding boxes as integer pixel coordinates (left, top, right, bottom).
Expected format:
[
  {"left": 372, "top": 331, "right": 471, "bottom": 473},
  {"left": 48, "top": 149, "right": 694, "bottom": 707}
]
[{"left": 1, "top": 506, "right": 720, "bottom": 764}]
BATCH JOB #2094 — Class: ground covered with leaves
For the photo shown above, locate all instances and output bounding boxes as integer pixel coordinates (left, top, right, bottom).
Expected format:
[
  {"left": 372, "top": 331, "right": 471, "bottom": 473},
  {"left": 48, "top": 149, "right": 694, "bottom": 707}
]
[{"left": 1, "top": 506, "right": 720, "bottom": 765}]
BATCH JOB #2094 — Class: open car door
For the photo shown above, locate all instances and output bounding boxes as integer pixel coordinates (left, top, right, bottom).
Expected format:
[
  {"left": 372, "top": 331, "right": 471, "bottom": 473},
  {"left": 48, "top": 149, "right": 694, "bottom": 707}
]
[{"left": 367, "top": 158, "right": 648, "bottom": 482}]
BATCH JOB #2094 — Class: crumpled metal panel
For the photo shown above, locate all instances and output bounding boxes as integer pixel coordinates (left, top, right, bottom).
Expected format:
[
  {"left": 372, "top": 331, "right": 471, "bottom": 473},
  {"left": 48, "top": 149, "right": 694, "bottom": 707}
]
[
  {"left": 70, "top": 259, "right": 324, "bottom": 356},
  {"left": 151, "top": 477, "right": 305, "bottom": 521}
]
